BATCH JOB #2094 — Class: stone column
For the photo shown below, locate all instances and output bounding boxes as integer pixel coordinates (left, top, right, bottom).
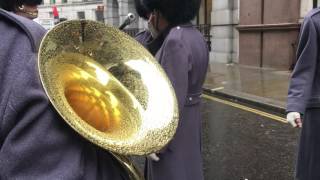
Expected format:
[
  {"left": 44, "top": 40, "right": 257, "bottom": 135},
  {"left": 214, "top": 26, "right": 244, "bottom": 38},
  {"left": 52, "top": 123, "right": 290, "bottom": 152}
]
[
  {"left": 211, "top": 0, "right": 239, "bottom": 64},
  {"left": 138, "top": 17, "right": 147, "bottom": 29},
  {"left": 118, "top": 0, "right": 138, "bottom": 28},
  {"left": 43, "top": 0, "right": 50, "bottom": 4},
  {"left": 104, "top": 0, "right": 120, "bottom": 26},
  {"left": 104, "top": 0, "right": 137, "bottom": 28},
  {"left": 300, "top": 0, "right": 313, "bottom": 19},
  {"left": 118, "top": 0, "right": 129, "bottom": 25}
]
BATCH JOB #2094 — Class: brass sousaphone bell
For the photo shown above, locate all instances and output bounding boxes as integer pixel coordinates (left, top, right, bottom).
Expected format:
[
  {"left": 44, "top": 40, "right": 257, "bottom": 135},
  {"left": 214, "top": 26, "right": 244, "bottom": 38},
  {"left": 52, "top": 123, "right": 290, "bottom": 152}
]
[{"left": 38, "top": 20, "right": 179, "bottom": 179}]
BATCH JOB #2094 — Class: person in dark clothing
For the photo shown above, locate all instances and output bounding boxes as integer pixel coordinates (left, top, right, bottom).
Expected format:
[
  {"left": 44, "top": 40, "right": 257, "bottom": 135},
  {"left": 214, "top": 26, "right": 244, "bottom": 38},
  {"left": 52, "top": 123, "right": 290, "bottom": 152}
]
[
  {"left": 0, "top": 7, "right": 129, "bottom": 180},
  {"left": 287, "top": 8, "right": 320, "bottom": 180},
  {"left": 0, "top": 0, "right": 42, "bottom": 19},
  {"left": 134, "top": 0, "right": 149, "bottom": 20},
  {"left": 134, "top": 0, "right": 162, "bottom": 56},
  {"left": 134, "top": 0, "right": 209, "bottom": 179}
]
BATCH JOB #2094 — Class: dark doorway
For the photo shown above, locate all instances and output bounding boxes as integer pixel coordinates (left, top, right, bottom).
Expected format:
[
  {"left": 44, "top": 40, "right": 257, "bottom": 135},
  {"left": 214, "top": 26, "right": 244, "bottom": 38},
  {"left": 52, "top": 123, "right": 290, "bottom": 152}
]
[
  {"left": 314, "top": 0, "right": 319, "bottom": 8},
  {"left": 197, "top": 0, "right": 212, "bottom": 25}
]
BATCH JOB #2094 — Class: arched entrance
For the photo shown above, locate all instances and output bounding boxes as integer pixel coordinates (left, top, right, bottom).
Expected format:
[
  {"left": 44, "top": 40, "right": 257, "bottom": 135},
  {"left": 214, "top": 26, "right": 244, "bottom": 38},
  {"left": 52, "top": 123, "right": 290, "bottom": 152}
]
[{"left": 112, "top": 0, "right": 120, "bottom": 26}]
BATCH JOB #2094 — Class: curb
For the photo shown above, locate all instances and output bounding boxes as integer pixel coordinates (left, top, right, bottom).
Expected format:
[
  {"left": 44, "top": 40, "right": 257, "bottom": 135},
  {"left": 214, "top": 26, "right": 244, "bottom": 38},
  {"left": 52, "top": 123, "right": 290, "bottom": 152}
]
[{"left": 203, "top": 88, "right": 286, "bottom": 116}]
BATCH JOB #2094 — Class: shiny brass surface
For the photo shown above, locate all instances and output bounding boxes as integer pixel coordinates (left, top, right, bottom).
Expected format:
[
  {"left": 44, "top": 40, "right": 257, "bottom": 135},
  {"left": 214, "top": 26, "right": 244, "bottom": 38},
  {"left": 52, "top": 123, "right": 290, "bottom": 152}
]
[
  {"left": 38, "top": 20, "right": 179, "bottom": 156},
  {"left": 111, "top": 152, "right": 144, "bottom": 180}
]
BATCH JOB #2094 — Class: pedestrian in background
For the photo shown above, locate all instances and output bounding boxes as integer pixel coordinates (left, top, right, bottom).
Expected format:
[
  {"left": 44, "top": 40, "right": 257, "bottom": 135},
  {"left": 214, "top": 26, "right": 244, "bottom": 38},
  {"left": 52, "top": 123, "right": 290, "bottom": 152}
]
[
  {"left": 134, "top": 0, "right": 209, "bottom": 179},
  {"left": 287, "top": 8, "right": 320, "bottom": 180},
  {"left": 0, "top": 4, "right": 129, "bottom": 180}
]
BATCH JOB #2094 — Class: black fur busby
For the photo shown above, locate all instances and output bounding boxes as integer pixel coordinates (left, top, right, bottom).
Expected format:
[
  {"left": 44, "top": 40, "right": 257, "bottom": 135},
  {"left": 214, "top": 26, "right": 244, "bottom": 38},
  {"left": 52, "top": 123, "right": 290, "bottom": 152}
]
[
  {"left": 134, "top": 0, "right": 150, "bottom": 20},
  {"left": 142, "top": 0, "right": 201, "bottom": 25},
  {"left": 0, "top": 0, "right": 42, "bottom": 11}
]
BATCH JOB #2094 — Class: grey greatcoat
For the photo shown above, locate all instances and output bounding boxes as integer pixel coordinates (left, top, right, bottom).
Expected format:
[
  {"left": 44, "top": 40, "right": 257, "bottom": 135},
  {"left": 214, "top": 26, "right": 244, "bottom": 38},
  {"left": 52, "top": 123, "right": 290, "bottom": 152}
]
[
  {"left": 287, "top": 8, "right": 320, "bottom": 180},
  {"left": 137, "top": 24, "right": 209, "bottom": 180},
  {"left": 0, "top": 9, "right": 128, "bottom": 179}
]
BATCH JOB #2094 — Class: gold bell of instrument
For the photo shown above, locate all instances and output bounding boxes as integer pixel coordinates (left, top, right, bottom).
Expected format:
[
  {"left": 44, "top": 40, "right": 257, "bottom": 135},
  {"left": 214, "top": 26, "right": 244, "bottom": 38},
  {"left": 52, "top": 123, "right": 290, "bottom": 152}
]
[{"left": 38, "top": 20, "right": 179, "bottom": 180}]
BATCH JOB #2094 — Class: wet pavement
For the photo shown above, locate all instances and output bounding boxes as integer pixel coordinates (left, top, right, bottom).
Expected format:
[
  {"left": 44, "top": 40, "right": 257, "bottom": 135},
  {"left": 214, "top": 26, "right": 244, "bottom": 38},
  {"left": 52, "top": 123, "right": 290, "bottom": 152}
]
[
  {"left": 204, "top": 62, "right": 291, "bottom": 110},
  {"left": 131, "top": 62, "right": 298, "bottom": 179},
  {"left": 133, "top": 95, "right": 299, "bottom": 180},
  {"left": 201, "top": 97, "right": 299, "bottom": 180}
]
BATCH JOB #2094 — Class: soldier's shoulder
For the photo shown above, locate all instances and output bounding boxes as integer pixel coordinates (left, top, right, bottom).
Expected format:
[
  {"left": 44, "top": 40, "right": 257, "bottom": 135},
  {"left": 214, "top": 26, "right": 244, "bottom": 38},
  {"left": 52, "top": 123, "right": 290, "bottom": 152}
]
[
  {"left": 305, "top": 8, "right": 320, "bottom": 19},
  {"left": 167, "top": 26, "right": 184, "bottom": 42},
  {"left": 0, "top": 9, "right": 46, "bottom": 52},
  {"left": 167, "top": 25, "right": 196, "bottom": 43}
]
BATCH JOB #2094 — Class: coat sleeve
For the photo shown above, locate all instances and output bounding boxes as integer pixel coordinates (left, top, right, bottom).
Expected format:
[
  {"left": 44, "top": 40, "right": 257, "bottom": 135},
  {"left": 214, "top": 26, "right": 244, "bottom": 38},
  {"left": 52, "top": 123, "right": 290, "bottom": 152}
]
[
  {"left": 135, "top": 30, "right": 151, "bottom": 47},
  {"left": 0, "top": 53, "right": 83, "bottom": 179},
  {"left": 0, "top": 54, "right": 127, "bottom": 179},
  {"left": 160, "top": 38, "right": 190, "bottom": 114},
  {"left": 156, "top": 37, "right": 190, "bottom": 153},
  {"left": 287, "top": 16, "right": 319, "bottom": 113}
]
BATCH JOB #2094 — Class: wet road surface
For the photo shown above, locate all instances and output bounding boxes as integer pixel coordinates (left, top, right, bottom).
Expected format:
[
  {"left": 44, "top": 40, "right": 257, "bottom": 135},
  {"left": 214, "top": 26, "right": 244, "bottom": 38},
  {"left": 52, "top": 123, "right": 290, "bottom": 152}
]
[
  {"left": 201, "top": 95, "right": 299, "bottom": 180},
  {"left": 133, "top": 94, "right": 300, "bottom": 180}
]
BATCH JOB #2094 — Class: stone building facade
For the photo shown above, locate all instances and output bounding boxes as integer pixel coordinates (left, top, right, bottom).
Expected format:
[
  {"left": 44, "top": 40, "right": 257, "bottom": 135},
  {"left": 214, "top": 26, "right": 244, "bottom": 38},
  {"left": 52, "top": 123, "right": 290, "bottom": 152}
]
[
  {"left": 103, "top": 0, "right": 139, "bottom": 28},
  {"left": 237, "top": 0, "right": 301, "bottom": 69},
  {"left": 37, "top": 0, "right": 319, "bottom": 70},
  {"left": 39, "top": 0, "right": 104, "bottom": 22},
  {"left": 209, "top": 0, "right": 320, "bottom": 70},
  {"left": 38, "top": 0, "right": 141, "bottom": 29},
  {"left": 210, "top": 0, "right": 239, "bottom": 64}
]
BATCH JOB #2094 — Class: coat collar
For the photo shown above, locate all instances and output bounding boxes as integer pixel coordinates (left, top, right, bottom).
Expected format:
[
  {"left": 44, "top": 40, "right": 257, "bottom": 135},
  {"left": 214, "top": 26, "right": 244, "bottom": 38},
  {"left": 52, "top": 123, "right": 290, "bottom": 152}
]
[{"left": 175, "top": 22, "right": 193, "bottom": 28}]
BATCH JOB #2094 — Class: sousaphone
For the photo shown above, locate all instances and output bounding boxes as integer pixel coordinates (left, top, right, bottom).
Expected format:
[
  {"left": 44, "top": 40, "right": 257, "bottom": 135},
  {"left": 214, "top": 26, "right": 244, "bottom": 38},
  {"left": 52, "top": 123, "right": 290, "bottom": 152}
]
[{"left": 38, "top": 20, "right": 179, "bottom": 179}]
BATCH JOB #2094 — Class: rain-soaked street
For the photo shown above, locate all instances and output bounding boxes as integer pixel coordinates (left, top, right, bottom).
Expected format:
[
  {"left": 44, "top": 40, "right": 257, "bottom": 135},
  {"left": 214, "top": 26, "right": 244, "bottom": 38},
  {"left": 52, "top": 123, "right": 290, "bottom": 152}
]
[
  {"left": 133, "top": 94, "right": 300, "bottom": 180},
  {"left": 201, "top": 95, "right": 299, "bottom": 180}
]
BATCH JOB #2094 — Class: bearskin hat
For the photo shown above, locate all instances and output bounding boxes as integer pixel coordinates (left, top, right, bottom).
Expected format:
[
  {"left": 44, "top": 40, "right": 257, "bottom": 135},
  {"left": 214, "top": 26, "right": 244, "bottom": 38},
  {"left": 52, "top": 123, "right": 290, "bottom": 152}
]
[
  {"left": 134, "top": 0, "right": 150, "bottom": 20},
  {"left": 142, "top": 0, "right": 201, "bottom": 25},
  {"left": 0, "top": 0, "right": 42, "bottom": 11}
]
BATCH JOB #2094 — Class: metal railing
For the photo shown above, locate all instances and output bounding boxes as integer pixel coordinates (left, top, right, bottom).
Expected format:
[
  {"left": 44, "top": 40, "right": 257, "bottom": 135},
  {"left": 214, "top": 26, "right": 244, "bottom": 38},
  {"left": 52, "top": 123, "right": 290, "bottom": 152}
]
[
  {"left": 123, "top": 24, "right": 212, "bottom": 51},
  {"left": 194, "top": 24, "right": 212, "bottom": 51}
]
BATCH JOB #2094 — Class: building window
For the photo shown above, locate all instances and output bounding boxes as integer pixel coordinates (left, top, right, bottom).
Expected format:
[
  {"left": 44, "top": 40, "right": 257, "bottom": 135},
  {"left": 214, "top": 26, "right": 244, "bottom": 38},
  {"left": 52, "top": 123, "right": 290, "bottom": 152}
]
[
  {"left": 96, "top": 10, "right": 104, "bottom": 22},
  {"left": 77, "top": 11, "right": 85, "bottom": 19},
  {"left": 62, "top": 0, "right": 67, "bottom": 3},
  {"left": 50, "top": 0, "right": 55, "bottom": 4}
]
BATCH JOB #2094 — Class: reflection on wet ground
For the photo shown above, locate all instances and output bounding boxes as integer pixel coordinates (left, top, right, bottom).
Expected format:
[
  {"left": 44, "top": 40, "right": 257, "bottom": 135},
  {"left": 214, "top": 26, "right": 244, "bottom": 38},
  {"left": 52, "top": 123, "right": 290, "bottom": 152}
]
[
  {"left": 133, "top": 96, "right": 299, "bottom": 180},
  {"left": 201, "top": 98, "right": 299, "bottom": 180},
  {"left": 204, "top": 63, "right": 290, "bottom": 108}
]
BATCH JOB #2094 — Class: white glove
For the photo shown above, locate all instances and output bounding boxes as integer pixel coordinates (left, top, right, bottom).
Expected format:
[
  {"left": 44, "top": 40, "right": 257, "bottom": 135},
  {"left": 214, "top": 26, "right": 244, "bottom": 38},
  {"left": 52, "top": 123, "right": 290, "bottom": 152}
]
[
  {"left": 148, "top": 153, "right": 160, "bottom": 161},
  {"left": 286, "top": 112, "right": 302, "bottom": 128}
]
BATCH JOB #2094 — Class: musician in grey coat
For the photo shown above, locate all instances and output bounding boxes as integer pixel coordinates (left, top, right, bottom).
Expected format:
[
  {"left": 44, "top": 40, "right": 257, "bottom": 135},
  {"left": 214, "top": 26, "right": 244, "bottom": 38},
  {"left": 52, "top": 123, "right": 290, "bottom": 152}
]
[
  {"left": 0, "top": 7, "right": 128, "bottom": 180},
  {"left": 287, "top": 8, "right": 320, "bottom": 180},
  {"left": 134, "top": 0, "right": 209, "bottom": 179}
]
